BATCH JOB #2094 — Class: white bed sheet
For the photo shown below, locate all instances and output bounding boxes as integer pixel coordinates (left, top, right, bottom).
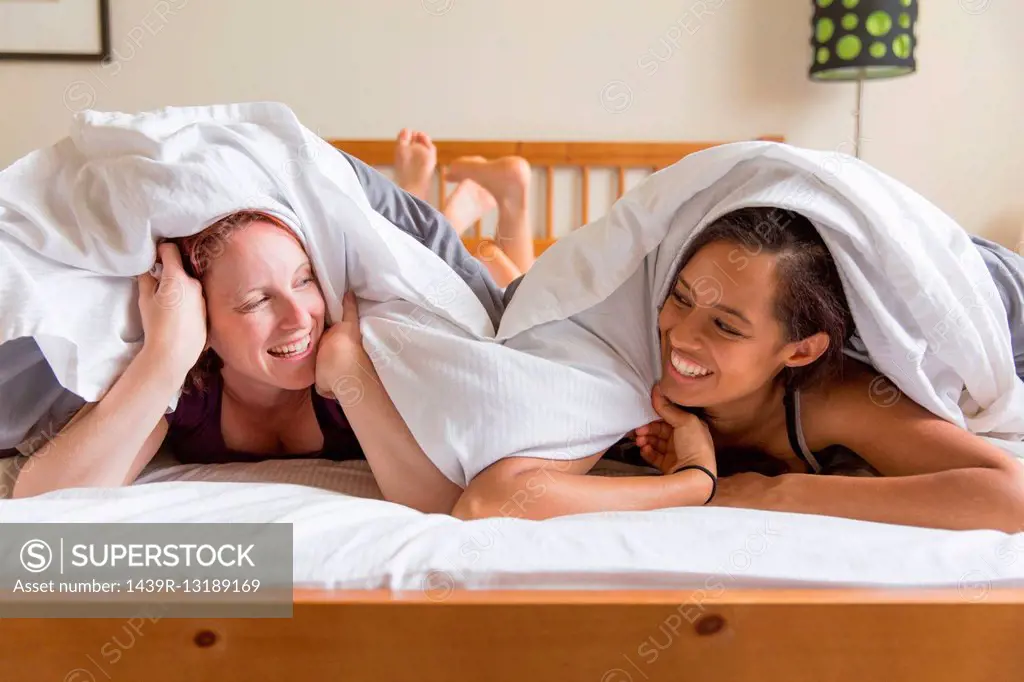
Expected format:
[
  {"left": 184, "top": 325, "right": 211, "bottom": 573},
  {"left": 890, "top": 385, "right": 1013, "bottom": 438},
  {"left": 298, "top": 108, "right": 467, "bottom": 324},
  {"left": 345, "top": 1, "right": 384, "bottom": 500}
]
[{"left": 1, "top": 451, "right": 1022, "bottom": 593}]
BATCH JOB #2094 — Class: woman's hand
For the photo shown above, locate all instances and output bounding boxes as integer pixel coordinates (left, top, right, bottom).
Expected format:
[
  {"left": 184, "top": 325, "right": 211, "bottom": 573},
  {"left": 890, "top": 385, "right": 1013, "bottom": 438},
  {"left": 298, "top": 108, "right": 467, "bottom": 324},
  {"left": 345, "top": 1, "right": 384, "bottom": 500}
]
[
  {"left": 316, "top": 291, "right": 368, "bottom": 399},
  {"left": 635, "top": 385, "right": 717, "bottom": 478},
  {"left": 138, "top": 242, "right": 207, "bottom": 377}
]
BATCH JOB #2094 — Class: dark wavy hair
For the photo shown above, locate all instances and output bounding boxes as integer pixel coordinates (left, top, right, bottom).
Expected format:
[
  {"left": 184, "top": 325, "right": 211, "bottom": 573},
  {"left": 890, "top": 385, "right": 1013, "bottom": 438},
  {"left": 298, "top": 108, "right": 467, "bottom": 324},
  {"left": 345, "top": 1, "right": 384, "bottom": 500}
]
[{"left": 677, "top": 206, "right": 855, "bottom": 390}]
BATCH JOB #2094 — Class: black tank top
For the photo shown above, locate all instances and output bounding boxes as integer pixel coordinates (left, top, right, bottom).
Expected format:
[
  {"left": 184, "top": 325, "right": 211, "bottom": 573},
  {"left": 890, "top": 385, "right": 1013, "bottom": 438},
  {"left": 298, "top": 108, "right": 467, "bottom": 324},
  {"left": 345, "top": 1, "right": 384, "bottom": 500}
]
[
  {"left": 783, "top": 386, "right": 878, "bottom": 476},
  {"left": 608, "top": 388, "right": 878, "bottom": 477}
]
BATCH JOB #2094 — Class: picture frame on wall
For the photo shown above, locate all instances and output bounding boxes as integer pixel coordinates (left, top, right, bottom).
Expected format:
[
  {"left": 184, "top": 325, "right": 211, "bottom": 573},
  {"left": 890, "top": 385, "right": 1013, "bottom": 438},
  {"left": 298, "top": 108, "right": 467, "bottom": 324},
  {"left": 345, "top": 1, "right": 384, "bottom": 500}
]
[{"left": 0, "top": 0, "right": 110, "bottom": 61}]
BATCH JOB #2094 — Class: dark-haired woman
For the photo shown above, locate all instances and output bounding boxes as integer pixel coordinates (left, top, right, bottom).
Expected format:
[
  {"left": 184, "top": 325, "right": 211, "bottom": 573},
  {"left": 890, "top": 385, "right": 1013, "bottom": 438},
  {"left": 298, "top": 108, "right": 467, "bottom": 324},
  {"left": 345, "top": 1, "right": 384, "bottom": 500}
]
[{"left": 452, "top": 208, "right": 1024, "bottom": 531}]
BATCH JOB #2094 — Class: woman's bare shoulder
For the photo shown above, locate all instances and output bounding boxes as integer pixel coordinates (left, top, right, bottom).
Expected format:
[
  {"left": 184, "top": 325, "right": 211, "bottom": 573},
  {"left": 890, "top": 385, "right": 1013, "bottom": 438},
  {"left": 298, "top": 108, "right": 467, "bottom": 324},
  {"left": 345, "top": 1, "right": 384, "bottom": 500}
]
[
  {"left": 803, "top": 357, "right": 897, "bottom": 404},
  {"left": 798, "top": 357, "right": 924, "bottom": 448}
]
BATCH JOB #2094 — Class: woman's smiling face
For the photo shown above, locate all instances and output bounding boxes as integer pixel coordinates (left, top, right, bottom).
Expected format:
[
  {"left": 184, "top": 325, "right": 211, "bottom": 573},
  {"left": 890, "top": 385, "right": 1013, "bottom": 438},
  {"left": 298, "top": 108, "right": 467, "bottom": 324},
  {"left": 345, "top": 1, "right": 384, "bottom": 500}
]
[
  {"left": 201, "top": 220, "right": 325, "bottom": 391},
  {"left": 657, "top": 240, "right": 799, "bottom": 408}
]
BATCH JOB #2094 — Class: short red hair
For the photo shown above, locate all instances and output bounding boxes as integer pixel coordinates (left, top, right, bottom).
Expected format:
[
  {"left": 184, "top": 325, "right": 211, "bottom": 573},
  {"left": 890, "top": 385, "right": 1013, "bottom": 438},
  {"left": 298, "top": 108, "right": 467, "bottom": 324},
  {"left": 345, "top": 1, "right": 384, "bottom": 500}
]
[{"left": 174, "top": 210, "right": 292, "bottom": 280}]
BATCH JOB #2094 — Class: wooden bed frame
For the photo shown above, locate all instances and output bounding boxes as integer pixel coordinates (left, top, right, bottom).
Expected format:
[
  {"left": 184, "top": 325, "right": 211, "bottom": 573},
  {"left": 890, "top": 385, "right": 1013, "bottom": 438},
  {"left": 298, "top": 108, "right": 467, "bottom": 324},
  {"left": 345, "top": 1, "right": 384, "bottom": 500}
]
[
  {"left": 3, "top": 137, "right": 1019, "bottom": 681},
  {"left": 5, "top": 588, "right": 1022, "bottom": 680}
]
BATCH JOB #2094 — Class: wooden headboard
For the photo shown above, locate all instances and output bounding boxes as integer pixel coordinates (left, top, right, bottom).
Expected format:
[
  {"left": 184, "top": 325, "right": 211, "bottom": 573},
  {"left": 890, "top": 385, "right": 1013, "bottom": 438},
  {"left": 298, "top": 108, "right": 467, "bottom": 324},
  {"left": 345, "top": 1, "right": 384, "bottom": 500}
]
[{"left": 328, "top": 137, "right": 784, "bottom": 256}]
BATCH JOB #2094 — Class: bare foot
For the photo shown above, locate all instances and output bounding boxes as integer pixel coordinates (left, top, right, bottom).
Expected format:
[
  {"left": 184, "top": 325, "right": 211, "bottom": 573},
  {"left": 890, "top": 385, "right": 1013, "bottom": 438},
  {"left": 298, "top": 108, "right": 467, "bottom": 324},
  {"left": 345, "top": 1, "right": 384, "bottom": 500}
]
[
  {"left": 394, "top": 128, "right": 437, "bottom": 200},
  {"left": 447, "top": 155, "right": 533, "bottom": 273},
  {"left": 443, "top": 180, "right": 497, "bottom": 235},
  {"left": 446, "top": 156, "right": 531, "bottom": 208}
]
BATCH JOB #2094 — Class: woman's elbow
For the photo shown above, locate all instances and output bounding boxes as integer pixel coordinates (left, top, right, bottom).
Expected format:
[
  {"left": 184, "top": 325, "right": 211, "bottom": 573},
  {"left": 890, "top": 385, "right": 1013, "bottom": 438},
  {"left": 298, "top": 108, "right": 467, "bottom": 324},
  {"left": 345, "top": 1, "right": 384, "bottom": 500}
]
[
  {"left": 10, "top": 471, "right": 57, "bottom": 499},
  {"left": 993, "top": 463, "right": 1024, "bottom": 532},
  {"left": 11, "top": 473, "right": 75, "bottom": 499},
  {"left": 9, "top": 461, "right": 51, "bottom": 499},
  {"left": 450, "top": 486, "right": 506, "bottom": 520},
  {"left": 397, "top": 489, "right": 463, "bottom": 516},
  {"left": 451, "top": 472, "right": 537, "bottom": 521},
  {"left": 10, "top": 481, "right": 34, "bottom": 500},
  {"left": 969, "top": 461, "right": 1024, "bottom": 532},
  {"left": 9, "top": 461, "right": 128, "bottom": 500}
]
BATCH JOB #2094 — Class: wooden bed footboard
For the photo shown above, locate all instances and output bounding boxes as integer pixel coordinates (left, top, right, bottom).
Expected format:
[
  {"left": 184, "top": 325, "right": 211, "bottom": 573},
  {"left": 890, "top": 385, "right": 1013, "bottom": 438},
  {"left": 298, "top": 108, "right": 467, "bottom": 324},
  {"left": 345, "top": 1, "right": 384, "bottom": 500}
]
[{"left": 2, "top": 587, "right": 1020, "bottom": 681}]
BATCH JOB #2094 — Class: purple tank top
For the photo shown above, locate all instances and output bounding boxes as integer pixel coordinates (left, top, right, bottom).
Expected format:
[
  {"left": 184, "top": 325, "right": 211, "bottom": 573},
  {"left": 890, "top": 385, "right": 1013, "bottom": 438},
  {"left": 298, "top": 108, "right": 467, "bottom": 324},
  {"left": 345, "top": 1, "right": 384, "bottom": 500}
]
[{"left": 164, "top": 373, "right": 365, "bottom": 464}]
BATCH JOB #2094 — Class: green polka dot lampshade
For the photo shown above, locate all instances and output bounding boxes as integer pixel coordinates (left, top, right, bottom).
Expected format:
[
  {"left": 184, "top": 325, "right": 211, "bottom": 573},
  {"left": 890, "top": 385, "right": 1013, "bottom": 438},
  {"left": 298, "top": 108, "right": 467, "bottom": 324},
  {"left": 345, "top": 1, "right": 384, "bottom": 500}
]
[{"left": 810, "top": 0, "right": 917, "bottom": 81}]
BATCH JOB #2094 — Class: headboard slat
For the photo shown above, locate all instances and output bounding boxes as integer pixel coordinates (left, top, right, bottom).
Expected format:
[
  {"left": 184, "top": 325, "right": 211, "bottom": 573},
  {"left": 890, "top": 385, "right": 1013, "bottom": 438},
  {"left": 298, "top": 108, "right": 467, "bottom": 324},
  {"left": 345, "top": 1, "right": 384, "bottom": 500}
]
[
  {"left": 437, "top": 165, "right": 447, "bottom": 211},
  {"left": 581, "top": 166, "right": 590, "bottom": 226},
  {"left": 545, "top": 167, "right": 554, "bottom": 241}
]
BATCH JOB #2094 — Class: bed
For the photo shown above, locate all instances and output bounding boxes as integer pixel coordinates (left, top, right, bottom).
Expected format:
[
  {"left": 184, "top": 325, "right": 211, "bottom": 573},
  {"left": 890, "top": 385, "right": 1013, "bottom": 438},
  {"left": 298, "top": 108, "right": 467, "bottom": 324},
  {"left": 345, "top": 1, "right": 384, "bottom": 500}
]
[{"left": 2, "top": 137, "right": 1023, "bottom": 682}]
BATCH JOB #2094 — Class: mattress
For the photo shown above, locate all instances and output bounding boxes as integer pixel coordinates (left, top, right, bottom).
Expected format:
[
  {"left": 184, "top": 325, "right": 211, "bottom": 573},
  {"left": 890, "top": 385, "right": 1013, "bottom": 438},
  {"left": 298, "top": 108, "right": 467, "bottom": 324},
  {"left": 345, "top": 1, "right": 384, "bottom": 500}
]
[{"left": 1, "top": 449, "right": 1023, "bottom": 593}]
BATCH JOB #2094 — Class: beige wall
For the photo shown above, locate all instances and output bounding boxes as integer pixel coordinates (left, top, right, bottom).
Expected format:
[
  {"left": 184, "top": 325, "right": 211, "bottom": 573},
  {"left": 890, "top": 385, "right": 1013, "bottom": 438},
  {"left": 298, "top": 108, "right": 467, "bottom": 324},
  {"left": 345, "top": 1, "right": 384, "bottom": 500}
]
[{"left": 1, "top": 0, "right": 1020, "bottom": 247}]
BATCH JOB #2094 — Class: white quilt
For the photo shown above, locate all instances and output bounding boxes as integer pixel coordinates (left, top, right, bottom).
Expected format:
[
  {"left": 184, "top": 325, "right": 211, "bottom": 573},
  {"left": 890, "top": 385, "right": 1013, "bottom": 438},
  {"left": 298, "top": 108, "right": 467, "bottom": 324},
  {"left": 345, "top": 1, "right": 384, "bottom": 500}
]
[
  {"left": 1, "top": 455, "right": 1023, "bottom": 591},
  {"left": 1, "top": 102, "right": 1021, "bottom": 490}
]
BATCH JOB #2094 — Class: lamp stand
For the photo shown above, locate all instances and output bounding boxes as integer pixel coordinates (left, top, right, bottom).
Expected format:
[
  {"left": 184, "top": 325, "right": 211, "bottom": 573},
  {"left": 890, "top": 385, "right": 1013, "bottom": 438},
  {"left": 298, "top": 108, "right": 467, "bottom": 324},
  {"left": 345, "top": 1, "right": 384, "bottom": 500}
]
[{"left": 854, "top": 78, "right": 863, "bottom": 159}]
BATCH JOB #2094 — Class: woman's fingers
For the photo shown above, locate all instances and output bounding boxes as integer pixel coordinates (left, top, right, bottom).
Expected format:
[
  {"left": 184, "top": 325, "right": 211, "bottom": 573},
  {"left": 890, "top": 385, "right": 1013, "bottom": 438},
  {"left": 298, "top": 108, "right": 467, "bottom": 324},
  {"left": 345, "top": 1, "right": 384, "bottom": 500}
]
[
  {"left": 637, "top": 432, "right": 668, "bottom": 449},
  {"left": 634, "top": 415, "right": 676, "bottom": 473},
  {"left": 341, "top": 291, "right": 359, "bottom": 323},
  {"left": 640, "top": 445, "right": 673, "bottom": 474},
  {"left": 652, "top": 384, "right": 692, "bottom": 428},
  {"left": 639, "top": 444, "right": 660, "bottom": 467},
  {"left": 636, "top": 419, "right": 671, "bottom": 439},
  {"left": 651, "top": 384, "right": 667, "bottom": 413},
  {"left": 156, "top": 241, "right": 185, "bottom": 274},
  {"left": 137, "top": 272, "right": 156, "bottom": 297}
]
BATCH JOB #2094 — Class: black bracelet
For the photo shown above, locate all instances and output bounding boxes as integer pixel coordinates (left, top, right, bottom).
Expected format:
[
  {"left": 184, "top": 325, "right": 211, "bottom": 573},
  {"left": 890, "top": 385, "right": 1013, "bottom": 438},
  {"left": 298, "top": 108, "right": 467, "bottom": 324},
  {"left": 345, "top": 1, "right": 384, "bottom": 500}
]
[{"left": 674, "top": 465, "right": 717, "bottom": 505}]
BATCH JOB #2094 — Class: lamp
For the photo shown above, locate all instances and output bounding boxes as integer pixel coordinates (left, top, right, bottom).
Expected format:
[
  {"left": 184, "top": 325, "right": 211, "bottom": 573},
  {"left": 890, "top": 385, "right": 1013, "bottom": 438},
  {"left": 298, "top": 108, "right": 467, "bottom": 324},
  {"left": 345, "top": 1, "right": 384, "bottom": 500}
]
[{"left": 809, "top": 0, "right": 918, "bottom": 158}]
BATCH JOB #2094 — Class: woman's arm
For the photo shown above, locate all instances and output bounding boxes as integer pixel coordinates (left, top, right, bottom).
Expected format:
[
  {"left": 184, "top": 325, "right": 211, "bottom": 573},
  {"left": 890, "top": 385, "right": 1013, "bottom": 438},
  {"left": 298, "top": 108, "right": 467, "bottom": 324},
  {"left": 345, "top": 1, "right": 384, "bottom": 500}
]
[
  {"left": 316, "top": 292, "right": 462, "bottom": 513},
  {"left": 451, "top": 454, "right": 715, "bottom": 520},
  {"left": 11, "top": 347, "right": 179, "bottom": 497},
  {"left": 12, "top": 242, "right": 207, "bottom": 498},
  {"left": 715, "top": 467, "right": 1024, "bottom": 532},
  {"left": 332, "top": 350, "right": 463, "bottom": 513},
  {"left": 714, "top": 373, "right": 1024, "bottom": 532},
  {"left": 452, "top": 385, "right": 718, "bottom": 521}
]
